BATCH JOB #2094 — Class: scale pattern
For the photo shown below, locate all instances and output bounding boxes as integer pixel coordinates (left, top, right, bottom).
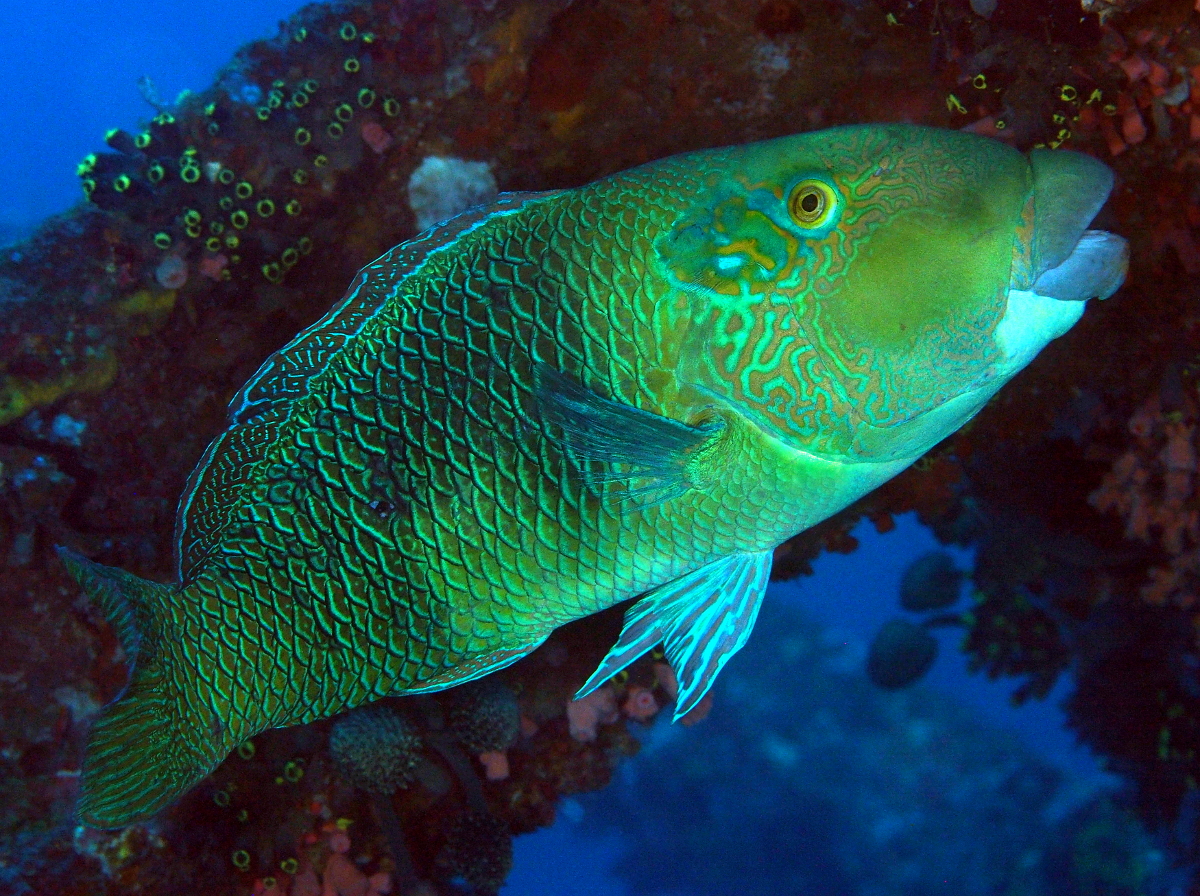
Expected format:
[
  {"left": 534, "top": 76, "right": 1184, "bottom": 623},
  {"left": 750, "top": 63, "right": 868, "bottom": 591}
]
[{"left": 167, "top": 161, "right": 792, "bottom": 752}]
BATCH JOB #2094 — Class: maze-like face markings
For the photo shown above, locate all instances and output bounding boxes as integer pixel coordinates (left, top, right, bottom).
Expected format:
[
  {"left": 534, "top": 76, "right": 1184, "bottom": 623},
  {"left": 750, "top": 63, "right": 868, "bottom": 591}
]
[
  {"left": 806, "top": 128, "right": 1019, "bottom": 444},
  {"left": 659, "top": 127, "right": 1030, "bottom": 459},
  {"left": 660, "top": 152, "right": 854, "bottom": 455}
]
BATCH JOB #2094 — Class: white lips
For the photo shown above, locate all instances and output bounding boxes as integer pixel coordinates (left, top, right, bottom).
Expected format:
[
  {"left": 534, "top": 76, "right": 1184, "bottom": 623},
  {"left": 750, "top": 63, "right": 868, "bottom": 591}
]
[
  {"left": 994, "top": 289, "right": 1087, "bottom": 371},
  {"left": 995, "top": 228, "right": 1129, "bottom": 371},
  {"left": 1029, "top": 230, "right": 1129, "bottom": 303}
]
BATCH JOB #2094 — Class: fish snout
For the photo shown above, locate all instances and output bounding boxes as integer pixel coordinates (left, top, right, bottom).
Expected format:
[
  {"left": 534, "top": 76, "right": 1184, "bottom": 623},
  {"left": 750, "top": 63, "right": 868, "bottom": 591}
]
[
  {"left": 995, "top": 149, "right": 1128, "bottom": 370},
  {"left": 1022, "top": 147, "right": 1129, "bottom": 300}
]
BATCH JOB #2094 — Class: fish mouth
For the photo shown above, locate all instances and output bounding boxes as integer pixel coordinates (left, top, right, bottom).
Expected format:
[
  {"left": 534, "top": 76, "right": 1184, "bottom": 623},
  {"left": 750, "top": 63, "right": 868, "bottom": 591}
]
[{"left": 993, "top": 149, "right": 1129, "bottom": 373}]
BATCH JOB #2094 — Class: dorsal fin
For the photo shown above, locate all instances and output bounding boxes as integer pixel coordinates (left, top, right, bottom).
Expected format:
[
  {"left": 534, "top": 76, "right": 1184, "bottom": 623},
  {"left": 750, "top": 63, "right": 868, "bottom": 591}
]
[{"left": 174, "top": 191, "right": 558, "bottom": 582}]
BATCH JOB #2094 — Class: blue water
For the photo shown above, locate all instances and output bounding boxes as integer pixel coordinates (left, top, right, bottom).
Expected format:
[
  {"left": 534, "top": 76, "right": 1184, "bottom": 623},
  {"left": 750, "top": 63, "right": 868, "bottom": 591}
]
[{"left": 6, "top": 4, "right": 1113, "bottom": 893}]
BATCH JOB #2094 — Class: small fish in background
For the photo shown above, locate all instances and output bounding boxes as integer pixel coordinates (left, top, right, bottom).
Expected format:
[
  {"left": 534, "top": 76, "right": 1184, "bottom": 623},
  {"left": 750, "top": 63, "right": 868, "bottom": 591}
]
[
  {"left": 868, "top": 618, "right": 939, "bottom": 690},
  {"left": 900, "top": 550, "right": 966, "bottom": 613},
  {"left": 60, "top": 123, "right": 1129, "bottom": 827},
  {"left": 868, "top": 551, "right": 970, "bottom": 689}
]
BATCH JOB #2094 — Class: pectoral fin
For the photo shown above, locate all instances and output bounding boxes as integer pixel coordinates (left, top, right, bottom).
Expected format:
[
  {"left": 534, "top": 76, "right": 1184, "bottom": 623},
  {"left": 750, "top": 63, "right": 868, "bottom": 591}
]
[
  {"left": 576, "top": 550, "right": 774, "bottom": 720},
  {"left": 534, "top": 364, "right": 723, "bottom": 502}
]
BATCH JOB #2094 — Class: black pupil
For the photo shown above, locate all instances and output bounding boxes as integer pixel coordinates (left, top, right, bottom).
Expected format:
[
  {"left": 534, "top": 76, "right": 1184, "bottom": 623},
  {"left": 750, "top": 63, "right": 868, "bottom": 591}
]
[{"left": 800, "top": 191, "right": 821, "bottom": 214}]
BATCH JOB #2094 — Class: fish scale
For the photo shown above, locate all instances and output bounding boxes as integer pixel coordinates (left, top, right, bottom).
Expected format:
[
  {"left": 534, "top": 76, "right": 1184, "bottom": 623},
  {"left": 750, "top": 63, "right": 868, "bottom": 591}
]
[{"left": 61, "top": 124, "right": 1127, "bottom": 826}]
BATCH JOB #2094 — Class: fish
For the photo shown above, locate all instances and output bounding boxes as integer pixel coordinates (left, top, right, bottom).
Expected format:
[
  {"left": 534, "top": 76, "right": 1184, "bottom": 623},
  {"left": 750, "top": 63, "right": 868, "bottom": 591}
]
[{"left": 60, "top": 123, "right": 1129, "bottom": 827}]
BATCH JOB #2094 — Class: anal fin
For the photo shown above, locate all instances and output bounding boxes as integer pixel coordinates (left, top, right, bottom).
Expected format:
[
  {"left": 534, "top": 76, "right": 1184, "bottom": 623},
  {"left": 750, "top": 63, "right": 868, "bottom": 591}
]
[{"left": 576, "top": 550, "right": 773, "bottom": 720}]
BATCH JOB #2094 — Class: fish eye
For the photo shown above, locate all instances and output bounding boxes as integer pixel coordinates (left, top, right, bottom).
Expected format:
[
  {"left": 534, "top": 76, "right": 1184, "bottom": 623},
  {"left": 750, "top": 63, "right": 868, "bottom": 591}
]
[{"left": 787, "top": 179, "right": 838, "bottom": 228}]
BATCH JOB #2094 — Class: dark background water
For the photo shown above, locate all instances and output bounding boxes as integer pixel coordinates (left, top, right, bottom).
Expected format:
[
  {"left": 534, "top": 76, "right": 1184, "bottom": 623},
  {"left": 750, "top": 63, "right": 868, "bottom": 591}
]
[{"left": 1, "top": 3, "right": 1121, "bottom": 893}]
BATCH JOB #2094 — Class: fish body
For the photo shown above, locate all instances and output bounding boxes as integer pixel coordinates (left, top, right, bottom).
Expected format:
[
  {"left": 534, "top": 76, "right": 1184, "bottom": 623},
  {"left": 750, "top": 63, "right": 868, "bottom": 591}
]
[{"left": 63, "top": 124, "right": 1128, "bottom": 826}]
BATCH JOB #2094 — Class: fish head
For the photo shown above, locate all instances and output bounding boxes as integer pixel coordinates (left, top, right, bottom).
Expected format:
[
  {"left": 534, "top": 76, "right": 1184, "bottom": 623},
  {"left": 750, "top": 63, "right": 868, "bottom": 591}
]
[{"left": 664, "top": 124, "right": 1127, "bottom": 463}]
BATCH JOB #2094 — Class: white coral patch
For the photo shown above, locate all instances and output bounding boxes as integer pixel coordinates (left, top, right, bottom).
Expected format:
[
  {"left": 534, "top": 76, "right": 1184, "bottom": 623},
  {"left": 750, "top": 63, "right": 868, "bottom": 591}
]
[{"left": 407, "top": 156, "right": 498, "bottom": 232}]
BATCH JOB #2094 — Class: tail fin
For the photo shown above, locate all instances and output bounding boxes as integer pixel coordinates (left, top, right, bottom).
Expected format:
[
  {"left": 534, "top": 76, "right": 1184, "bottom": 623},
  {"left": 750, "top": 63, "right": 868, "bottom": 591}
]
[
  {"left": 58, "top": 546, "right": 217, "bottom": 828},
  {"left": 57, "top": 546, "right": 158, "bottom": 663}
]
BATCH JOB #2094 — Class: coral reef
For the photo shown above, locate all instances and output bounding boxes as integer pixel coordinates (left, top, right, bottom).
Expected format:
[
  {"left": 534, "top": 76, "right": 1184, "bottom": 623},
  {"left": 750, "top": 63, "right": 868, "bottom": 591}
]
[
  {"left": 446, "top": 680, "right": 521, "bottom": 758},
  {"left": 434, "top": 810, "right": 512, "bottom": 896},
  {"left": 2, "top": 0, "right": 1200, "bottom": 890}
]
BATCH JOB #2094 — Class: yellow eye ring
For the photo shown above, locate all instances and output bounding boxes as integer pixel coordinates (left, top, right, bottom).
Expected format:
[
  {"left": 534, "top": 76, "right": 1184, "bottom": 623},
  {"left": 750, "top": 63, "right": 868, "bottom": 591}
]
[{"left": 788, "top": 179, "right": 838, "bottom": 228}]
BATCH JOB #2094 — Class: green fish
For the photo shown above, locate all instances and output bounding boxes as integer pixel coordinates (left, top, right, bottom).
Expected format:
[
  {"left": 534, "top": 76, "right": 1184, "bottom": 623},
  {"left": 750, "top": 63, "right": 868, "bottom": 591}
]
[{"left": 62, "top": 124, "right": 1127, "bottom": 827}]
